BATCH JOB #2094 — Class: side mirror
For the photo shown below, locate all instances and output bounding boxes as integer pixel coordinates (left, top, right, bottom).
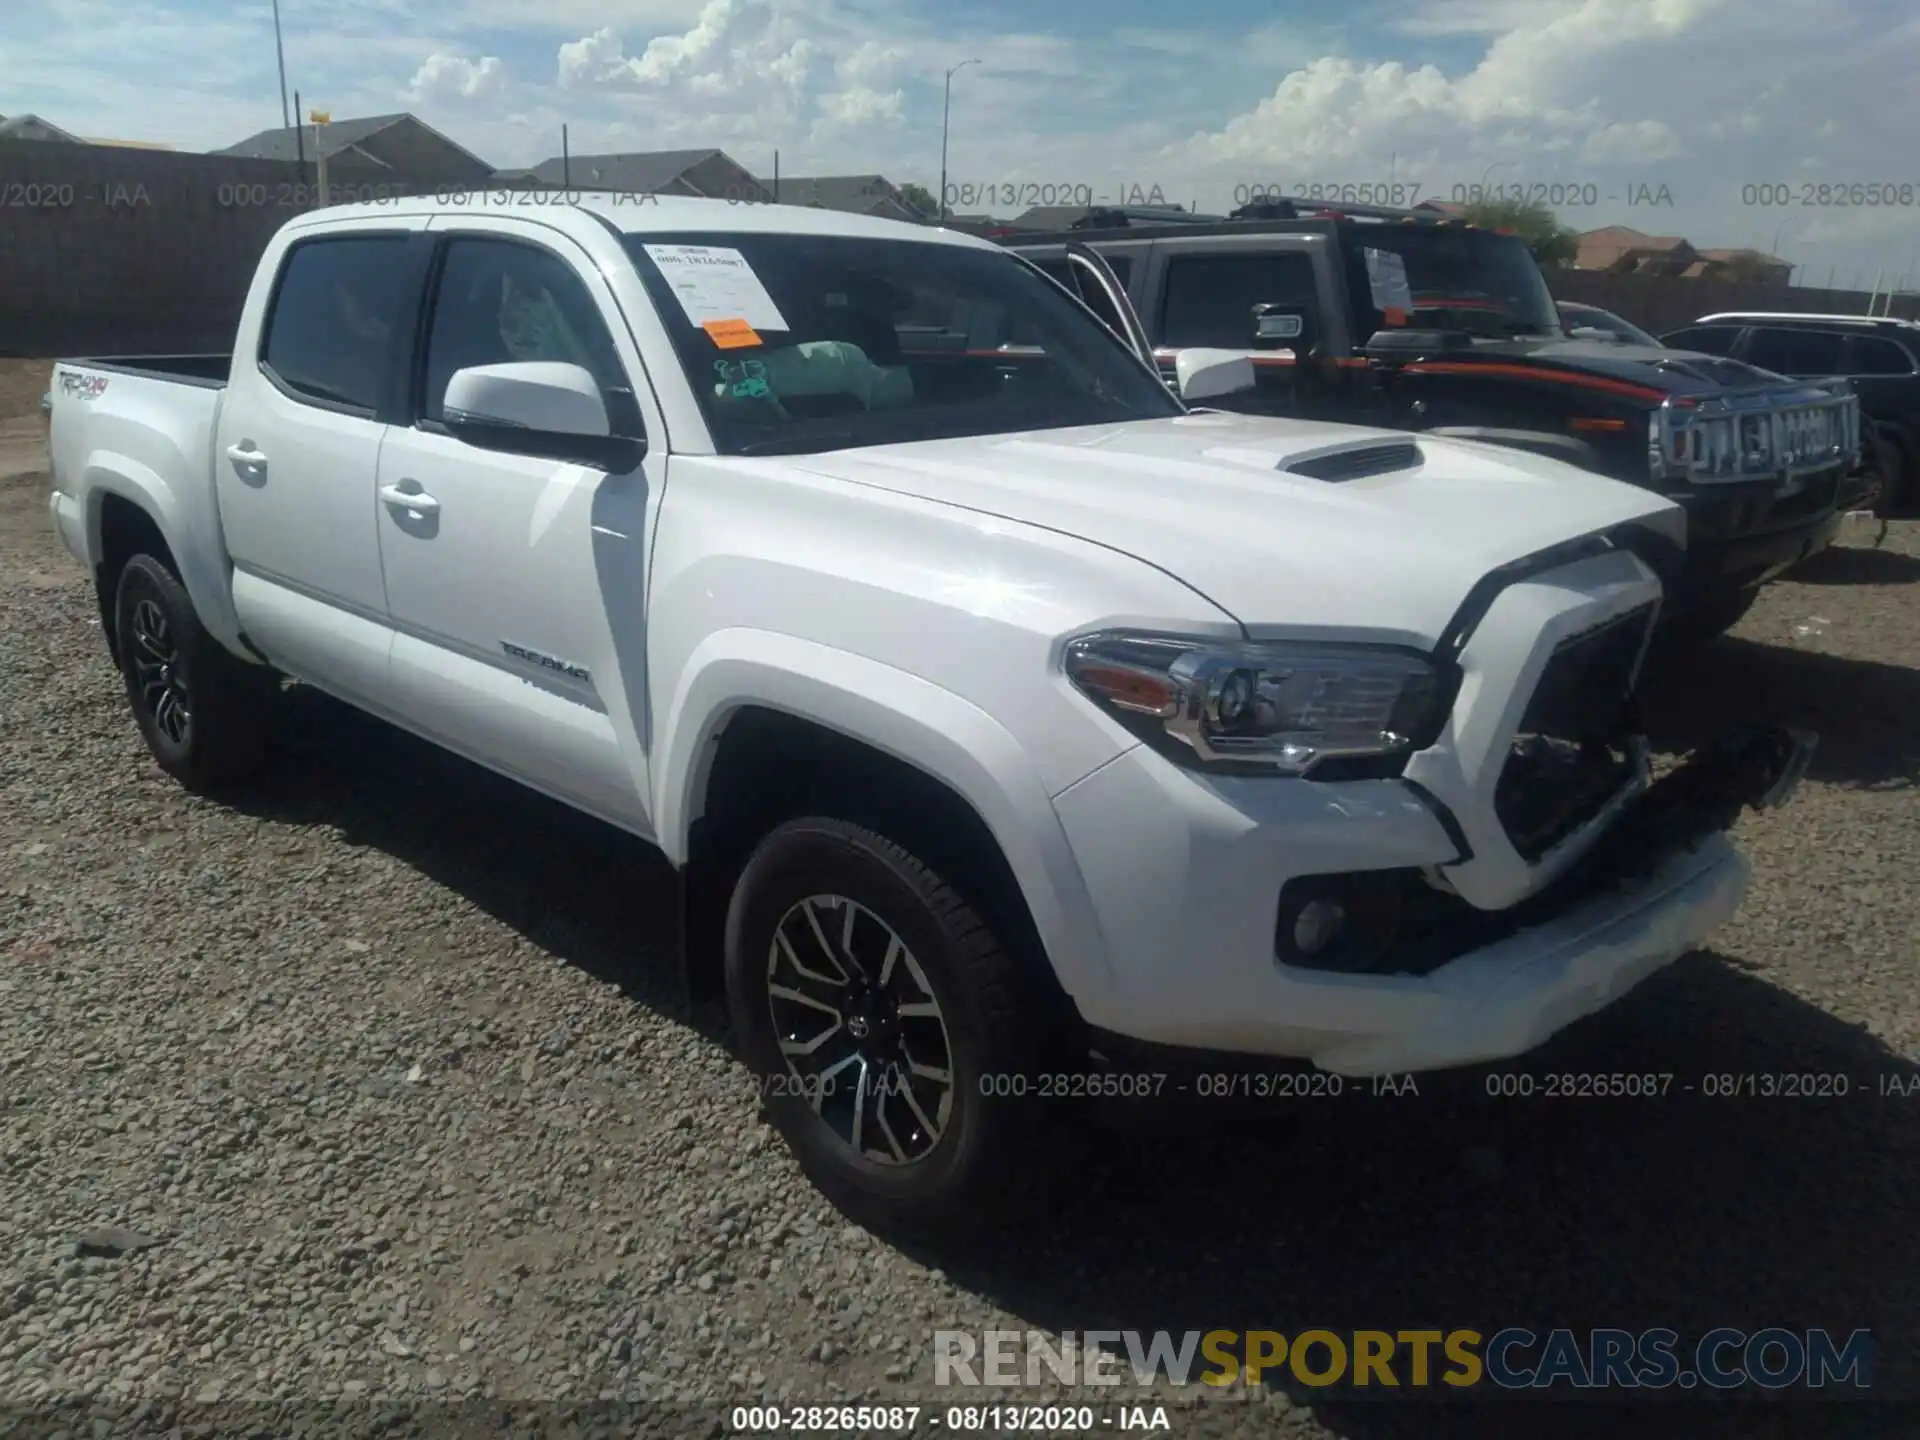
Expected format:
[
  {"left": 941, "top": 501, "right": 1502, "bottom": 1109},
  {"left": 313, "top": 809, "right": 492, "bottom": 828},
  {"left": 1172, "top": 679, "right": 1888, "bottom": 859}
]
[
  {"left": 442, "top": 362, "right": 644, "bottom": 470},
  {"left": 1176, "top": 348, "right": 1257, "bottom": 402},
  {"left": 1251, "top": 303, "right": 1311, "bottom": 352}
]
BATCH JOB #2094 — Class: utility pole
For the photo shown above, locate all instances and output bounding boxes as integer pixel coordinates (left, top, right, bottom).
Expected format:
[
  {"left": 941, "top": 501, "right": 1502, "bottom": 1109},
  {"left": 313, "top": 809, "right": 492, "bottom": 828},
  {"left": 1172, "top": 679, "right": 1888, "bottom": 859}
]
[
  {"left": 309, "top": 106, "right": 331, "bottom": 207},
  {"left": 938, "top": 58, "right": 980, "bottom": 222},
  {"left": 271, "top": 0, "right": 291, "bottom": 129}
]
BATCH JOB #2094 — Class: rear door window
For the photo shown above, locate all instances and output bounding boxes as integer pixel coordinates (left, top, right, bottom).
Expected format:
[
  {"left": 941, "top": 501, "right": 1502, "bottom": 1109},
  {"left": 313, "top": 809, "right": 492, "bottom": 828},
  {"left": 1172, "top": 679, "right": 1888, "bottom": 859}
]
[
  {"left": 1160, "top": 253, "right": 1318, "bottom": 348},
  {"left": 260, "top": 235, "right": 414, "bottom": 413},
  {"left": 1660, "top": 325, "right": 1741, "bottom": 355},
  {"left": 1744, "top": 326, "right": 1846, "bottom": 375}
]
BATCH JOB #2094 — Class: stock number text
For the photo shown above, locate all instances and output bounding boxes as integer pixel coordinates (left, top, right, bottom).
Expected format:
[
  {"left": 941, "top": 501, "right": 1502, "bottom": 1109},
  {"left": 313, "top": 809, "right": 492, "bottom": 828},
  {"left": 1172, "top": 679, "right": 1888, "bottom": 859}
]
[
  {"left": 1237, "top": 181, "right": 1422, "bottom": 206},
  {"left": 218, "top": 181, "right": 405, "bottom": 208},
  {"left": 729, "top": 1405, "right": 919, "bottom": 1432},
  {"left": 1743, "top": 181, "right": 1920, "bottom": 208}
]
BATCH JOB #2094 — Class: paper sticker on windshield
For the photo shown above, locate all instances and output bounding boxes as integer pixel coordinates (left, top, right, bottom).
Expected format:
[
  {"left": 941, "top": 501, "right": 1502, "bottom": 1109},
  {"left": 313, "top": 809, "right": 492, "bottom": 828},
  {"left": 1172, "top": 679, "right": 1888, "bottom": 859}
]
[
  {"left": 643, "top": 245, "right": 790, "bottom": 332},
  {"left": 702, "top": 317, "right": 762, "bottom": 349},
  {"left": 1363, "top": 247, "right": 1415, "bottom": 316}
]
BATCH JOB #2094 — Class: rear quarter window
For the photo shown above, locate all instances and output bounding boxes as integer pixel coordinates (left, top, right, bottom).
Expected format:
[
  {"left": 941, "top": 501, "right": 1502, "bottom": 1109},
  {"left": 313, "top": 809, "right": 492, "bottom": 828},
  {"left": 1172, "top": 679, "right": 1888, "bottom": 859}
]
[{"left": 1846, "top": 335, "right": 1917, "bottom": 375}]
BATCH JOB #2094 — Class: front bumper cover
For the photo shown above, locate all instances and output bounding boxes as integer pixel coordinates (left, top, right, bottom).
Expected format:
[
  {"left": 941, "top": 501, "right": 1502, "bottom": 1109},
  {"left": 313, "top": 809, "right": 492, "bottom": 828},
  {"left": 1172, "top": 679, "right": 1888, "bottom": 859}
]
[{"left": 1069, "top": 724, "right": 1815, "bottom": 1076}]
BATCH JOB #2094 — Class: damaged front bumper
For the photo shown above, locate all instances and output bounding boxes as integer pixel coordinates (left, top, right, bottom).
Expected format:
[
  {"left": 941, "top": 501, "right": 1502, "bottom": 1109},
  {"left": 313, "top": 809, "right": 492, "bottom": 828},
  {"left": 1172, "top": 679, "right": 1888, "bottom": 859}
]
[{"left": 1064, "top": 724, "right": 1816, "bottom": 1076}]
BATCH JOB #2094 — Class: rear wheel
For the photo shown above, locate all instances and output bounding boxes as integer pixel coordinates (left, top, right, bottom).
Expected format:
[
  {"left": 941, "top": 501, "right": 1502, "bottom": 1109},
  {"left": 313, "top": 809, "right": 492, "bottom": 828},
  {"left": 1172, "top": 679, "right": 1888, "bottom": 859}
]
[
  {"left": 723, "top": 816, "right": 1052, "bottom": 1232},
  {"left": 113, "top": 554, "right": 273, "bottom": 791}
]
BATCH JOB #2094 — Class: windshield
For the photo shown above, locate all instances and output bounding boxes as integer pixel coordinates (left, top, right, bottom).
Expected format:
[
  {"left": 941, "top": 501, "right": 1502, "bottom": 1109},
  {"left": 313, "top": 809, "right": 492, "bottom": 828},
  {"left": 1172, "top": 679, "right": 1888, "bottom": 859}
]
[
  {"left": 1339, "top": 226, "right": 1561, "bottom": 339},
  {"left": 624, "top": 232, "right": 1181, "bottom": 456},
  {"left": 1565, "top": 306, "right": 1661, "bottom": 347}
]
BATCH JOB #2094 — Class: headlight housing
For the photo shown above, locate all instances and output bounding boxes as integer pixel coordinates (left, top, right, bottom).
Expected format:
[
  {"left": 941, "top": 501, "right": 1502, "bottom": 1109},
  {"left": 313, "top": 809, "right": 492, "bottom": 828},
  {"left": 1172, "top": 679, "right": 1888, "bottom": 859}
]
[{"left": 1064, "top": 631, "right": 1445, "bottom": 776}]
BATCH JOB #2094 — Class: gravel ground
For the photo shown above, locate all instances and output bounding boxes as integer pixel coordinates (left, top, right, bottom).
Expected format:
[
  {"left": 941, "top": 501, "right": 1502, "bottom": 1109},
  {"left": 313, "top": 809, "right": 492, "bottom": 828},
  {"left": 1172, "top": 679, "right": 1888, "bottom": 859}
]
[{"left": 2, "top": 368, "right": 1918, "bottom": 1437}]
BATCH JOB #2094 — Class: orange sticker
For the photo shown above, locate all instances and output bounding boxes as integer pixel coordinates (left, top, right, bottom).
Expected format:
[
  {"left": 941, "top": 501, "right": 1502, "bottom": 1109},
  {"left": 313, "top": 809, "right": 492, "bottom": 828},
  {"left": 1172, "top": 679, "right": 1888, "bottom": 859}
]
[
  {"left": 702, "top": 317, "right": 762, "bottom": 349},
  {"left": 1383, "top": 306, "right": 1410, "bottom": 327}
]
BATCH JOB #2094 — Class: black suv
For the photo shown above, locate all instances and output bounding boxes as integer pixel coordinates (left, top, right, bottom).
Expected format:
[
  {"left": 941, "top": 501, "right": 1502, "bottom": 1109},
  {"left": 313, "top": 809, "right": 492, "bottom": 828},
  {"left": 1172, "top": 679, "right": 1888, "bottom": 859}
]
[
  {"left": 1662, "top": 312, "right": 1919, "bottom": 513},
  {"left": 1000, "top": 199, "right": 1866, "bottom": 638}
]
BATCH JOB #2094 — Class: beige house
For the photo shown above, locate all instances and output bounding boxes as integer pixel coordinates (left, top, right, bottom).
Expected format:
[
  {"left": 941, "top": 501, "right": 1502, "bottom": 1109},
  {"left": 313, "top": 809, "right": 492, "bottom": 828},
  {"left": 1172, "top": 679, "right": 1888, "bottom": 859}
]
[{"left": 1574, "top": 226, "right": 1698, "bottom": 275}]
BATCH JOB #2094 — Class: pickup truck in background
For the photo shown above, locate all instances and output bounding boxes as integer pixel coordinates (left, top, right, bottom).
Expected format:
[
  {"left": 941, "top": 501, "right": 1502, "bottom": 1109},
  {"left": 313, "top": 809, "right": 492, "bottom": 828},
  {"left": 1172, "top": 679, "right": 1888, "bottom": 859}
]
[
  {"left": 1002, "top": 200, "right": 1867, "bottom": 642},
  {"left": 47, "top": 195, "right": 1812, "bottom": 1228}
]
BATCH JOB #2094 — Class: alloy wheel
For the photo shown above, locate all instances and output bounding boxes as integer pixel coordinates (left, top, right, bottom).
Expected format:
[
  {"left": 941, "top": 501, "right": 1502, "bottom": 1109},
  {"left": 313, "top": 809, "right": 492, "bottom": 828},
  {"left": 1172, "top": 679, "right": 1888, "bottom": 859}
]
[
  {"left": 764, "top": 894, "right": 956, "bottom": 1165},
  {"left": 129, "top": 597, "right": 191, "bottom": 745}
]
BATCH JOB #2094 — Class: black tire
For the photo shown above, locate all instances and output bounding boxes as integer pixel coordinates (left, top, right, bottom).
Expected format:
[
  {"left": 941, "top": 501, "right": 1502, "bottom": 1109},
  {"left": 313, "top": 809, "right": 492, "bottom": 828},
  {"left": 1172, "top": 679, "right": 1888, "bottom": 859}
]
[
  {"left": 1658, "top": 588, "right": 1759, "bottom": 649},
  {"left": 1861, "top": 426, "right": 1905, "bottom": 516},
  {"left": 1876, "top": 425, "right": 1917, "bottom": 516},
  {"left": 113, "top": 553, "right": 273, "bottom": 791},
  {"left": 723, "top": 816, "right": 1051, "bottom": 1233}
]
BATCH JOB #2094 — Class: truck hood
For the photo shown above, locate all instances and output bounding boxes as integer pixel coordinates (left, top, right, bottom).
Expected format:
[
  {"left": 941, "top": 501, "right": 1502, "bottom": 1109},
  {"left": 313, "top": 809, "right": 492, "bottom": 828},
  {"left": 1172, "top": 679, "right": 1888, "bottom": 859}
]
[
  {"left": 1448, "top": 336, "right": 1830, "bottom": 400},
  {"left": 783, "top": 411, "right": 1684, "bottom": 647}
]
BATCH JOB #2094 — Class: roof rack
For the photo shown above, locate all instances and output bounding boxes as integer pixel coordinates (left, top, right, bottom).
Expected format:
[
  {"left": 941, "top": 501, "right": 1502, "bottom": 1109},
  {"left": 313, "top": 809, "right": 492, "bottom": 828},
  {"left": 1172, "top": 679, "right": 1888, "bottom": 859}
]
[
  {"left": 1693, "top": 311, "right": 1920, "bottom": 328},
  {"left": 998, "top": 195, "right": 1495, "bottom": 247},
  {"left": 1069, "top": 204, "right": 1224, "bottom": 229},
  {"left": 1225, "top": 195, "right": 1453, "bottom": 223}
]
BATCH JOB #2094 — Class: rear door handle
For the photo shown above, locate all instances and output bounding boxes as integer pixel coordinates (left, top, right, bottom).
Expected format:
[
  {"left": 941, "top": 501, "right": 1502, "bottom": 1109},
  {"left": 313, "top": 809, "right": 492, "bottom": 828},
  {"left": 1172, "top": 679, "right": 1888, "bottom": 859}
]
[
  {"left": 225, "top": 442, "right": 267, "bottom": 472},
  {"left": 379, "top": 483, "right": 440, "bottom": 515}
]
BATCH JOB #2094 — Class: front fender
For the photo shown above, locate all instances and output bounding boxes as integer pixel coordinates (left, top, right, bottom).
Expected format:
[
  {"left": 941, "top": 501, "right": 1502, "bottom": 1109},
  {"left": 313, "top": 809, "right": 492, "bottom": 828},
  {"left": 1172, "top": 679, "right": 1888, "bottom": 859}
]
[{"left": 655, "top": 627, "right": 1116, "bottom": 1005}]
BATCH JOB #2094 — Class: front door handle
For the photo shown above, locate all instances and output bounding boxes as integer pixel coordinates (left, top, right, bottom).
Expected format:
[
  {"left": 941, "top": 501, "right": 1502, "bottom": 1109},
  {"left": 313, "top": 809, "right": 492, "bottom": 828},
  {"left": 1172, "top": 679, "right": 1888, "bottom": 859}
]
[{"left": 379, "top": 483, "right": 440, "bottom": 516}]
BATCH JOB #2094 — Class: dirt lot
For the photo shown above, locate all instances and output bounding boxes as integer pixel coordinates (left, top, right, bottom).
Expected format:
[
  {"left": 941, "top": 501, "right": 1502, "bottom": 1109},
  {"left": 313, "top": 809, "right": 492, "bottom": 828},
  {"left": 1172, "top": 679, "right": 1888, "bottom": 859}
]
[{"left": 2, "top": 364, "right": 1917, "bottom": 1437}]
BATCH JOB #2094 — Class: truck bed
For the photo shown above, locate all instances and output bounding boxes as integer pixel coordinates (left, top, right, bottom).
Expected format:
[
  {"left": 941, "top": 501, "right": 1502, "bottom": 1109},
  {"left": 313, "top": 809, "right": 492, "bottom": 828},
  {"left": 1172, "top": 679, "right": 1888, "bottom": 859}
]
[
  {"left": 48, "top": 355, "right": 236, "bottom": 647},
  {"left": 59, "top": 354, "right": 231, "bottom": 388}
]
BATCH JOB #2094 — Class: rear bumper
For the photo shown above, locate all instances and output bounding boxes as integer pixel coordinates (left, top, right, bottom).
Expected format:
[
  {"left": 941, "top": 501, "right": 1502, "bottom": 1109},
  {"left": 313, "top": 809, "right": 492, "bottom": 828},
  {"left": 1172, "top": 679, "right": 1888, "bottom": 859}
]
[{"left": 48, "top": 488, "right": 87, "bottom": 568}]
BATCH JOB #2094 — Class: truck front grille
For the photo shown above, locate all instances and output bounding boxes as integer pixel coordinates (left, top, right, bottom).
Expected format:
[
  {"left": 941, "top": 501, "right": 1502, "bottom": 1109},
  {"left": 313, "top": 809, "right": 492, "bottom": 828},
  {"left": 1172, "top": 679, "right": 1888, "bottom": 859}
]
[{"left": 1493, "top": 603, "right": 1654, "bottom": 862}]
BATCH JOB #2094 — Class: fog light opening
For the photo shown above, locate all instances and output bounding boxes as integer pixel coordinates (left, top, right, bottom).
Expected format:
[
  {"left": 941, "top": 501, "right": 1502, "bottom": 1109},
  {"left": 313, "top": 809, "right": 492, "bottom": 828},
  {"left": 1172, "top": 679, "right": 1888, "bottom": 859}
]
[
  {"left": 1274, "top": 873, "right": 1408, "bottom": 974},
  {"left": 1291, "top": 899, "right": 1346, "bottom": 955}
]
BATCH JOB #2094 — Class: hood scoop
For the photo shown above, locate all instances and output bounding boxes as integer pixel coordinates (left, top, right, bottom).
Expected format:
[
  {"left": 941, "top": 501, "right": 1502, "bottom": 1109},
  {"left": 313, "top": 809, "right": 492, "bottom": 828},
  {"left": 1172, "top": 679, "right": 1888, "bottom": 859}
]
[
  {"left": 1278, "top": 439, "right": 1424, "bottom": 482},
  {"left": 1653, "top": 354, "right": 1775, "bottom": 387}
]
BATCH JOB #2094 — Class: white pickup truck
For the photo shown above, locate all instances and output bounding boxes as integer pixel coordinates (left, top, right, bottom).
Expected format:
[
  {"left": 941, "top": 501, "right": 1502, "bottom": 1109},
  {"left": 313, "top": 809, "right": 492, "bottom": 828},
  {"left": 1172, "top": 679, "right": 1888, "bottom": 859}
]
[{"left": 47, "top": 194, "right": 1812, "bottom": 1226}]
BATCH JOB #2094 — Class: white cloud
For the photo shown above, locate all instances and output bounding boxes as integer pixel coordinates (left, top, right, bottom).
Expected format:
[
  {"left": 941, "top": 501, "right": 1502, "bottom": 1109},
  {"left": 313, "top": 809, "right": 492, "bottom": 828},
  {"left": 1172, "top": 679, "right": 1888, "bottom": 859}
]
[
  {"left": 816, "top": 85, "right": 904, "bottom": 130},
  {"left": 558, "top": 0, "right": 812, "bottom": 97},
  {"left": 405, "top": 54, "right": 505, "bottom": 103},
  {"left": 834, "top": 39, "right": 903, "bottom": 86},
  {"left": 557, "top": 28, "right": 635, "bottom": 90},
  {"left": 9, "top": 0, "right": 1920, "bottom": 278},
  {"left": 1153, "top": 0, "right": 1920, "bottom": 273}
]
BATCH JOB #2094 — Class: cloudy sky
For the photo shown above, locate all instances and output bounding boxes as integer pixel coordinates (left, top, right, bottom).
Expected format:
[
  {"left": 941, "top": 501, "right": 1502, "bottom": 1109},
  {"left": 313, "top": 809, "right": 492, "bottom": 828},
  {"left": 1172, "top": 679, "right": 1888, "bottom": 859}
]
[{"left": 7, "top": 0, "right": 1920, "bottom": 284}]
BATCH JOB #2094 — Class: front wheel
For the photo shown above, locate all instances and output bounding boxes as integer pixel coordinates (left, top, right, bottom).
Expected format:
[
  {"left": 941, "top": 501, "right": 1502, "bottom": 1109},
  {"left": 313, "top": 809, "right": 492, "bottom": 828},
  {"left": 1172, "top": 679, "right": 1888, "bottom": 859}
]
[
  {"left": 723, "top": 817, "right": 1051, "bottom": 1232},
  {"left": 1657, "top": 587, "right": 1760, "bottom": 649},
  {"left": 1865, "top": 426, "right": 1913, "bottom": 516},
  {"left": 113, "top": 554, "right": 273, "bottom": 791}
]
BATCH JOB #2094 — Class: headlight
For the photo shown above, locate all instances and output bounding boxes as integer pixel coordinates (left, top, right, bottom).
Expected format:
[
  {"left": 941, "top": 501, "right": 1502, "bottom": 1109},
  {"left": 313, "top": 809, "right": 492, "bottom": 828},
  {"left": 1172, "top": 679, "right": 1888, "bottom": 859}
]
[{"left": 1064, "top": 631, "right": 1444, "bottom": 775}]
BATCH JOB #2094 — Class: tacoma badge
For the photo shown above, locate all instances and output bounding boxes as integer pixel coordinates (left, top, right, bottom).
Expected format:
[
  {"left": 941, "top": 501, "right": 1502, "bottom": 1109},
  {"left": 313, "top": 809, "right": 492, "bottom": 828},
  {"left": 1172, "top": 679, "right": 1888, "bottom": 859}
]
[{"left": 500, "top": 640, "right": 591, "bottom": 684}]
